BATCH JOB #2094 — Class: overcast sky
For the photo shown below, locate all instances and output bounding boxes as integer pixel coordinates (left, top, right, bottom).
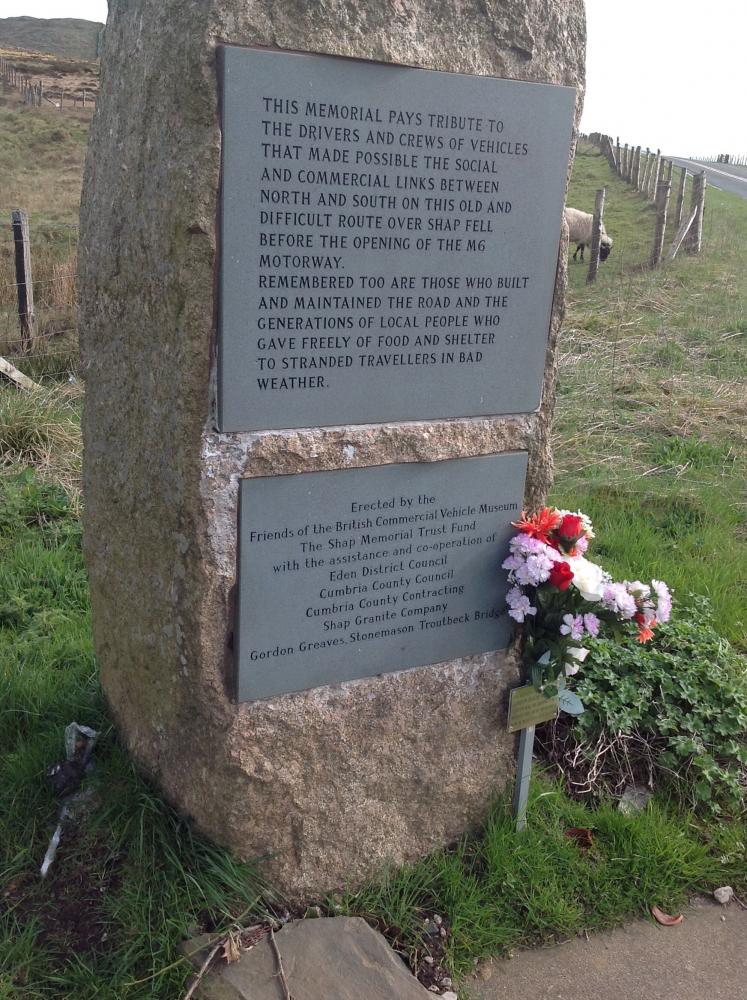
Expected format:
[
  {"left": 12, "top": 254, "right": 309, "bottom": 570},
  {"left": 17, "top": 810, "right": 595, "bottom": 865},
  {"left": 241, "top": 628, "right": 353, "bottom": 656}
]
[{"left": 4, "top": 0, "right": 745, "bottom": 158}]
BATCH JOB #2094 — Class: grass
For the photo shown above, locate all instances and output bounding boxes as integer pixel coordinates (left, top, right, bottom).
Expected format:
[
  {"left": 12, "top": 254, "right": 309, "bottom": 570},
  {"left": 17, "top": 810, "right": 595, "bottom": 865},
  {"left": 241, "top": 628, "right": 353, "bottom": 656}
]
[
  {"left": 337, "top": 779, "right": 745, "bottom": 980},
  {"left": 0, "top": 474, "right": 271, "bottom": 998},
  {"left": 554, "top": 143, "right": 747, "bottom": 647},
  {"left": 0, "top": 383, "right": 81, "bottom": 499}
]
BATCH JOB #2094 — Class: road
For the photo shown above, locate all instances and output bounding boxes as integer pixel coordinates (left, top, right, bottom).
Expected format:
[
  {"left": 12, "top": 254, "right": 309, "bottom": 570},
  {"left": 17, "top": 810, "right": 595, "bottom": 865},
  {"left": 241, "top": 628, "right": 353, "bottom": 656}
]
[{"left": 669, "top": 157, "right": 747, "bottom": 200}]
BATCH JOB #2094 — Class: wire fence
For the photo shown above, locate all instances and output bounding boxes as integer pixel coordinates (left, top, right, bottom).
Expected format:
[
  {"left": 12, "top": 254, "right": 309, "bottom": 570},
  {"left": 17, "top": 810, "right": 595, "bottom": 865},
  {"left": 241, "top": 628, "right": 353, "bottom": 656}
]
[
  {"left": 0, "top": 214, "right": 79, "bottom": 383},
  {"left": 694, "top": 153, "right": 747, "bottom": 167},
  {"left": 0, "top": 55, "right": 97, "bottom": 110},
  {"left": 555, "top": 155, "right": 745, "bottom": 500},
  {"left": 584, "top": 133, "right": 706, "bottom": 270}
]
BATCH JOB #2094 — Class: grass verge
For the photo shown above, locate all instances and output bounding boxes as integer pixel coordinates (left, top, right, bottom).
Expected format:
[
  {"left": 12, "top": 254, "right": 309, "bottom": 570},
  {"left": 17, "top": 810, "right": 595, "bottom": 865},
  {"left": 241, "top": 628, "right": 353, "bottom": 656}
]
[
  {"left": 0, "top": 474, "right": 270, "bottom": 998},
  {"left": 337, "top": 778, "right": 746, "bottom": 984},
  {"left": 554, "top": 143, "right": 747, "bottom": 648}
]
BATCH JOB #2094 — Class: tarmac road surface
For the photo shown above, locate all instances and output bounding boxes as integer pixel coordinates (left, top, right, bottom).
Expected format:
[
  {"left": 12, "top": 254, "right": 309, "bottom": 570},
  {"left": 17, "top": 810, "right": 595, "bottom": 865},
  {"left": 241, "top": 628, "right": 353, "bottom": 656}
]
[{"left": 669, "top": 157, "right": 747, "bottom": 200}]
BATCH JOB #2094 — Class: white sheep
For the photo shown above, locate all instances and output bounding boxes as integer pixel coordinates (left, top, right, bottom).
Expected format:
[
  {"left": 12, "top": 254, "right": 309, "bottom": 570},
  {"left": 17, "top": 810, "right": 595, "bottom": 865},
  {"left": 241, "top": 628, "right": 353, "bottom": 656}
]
[{"left": 564, "top": 206, "right": 613, "bottom": 262}]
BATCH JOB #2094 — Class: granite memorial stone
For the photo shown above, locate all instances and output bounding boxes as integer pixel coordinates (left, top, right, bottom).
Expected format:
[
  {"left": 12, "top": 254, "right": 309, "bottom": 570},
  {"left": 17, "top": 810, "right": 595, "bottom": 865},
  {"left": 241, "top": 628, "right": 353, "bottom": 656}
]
[{"left": 79, "top": 0, "right": 586, "bottom": 897}]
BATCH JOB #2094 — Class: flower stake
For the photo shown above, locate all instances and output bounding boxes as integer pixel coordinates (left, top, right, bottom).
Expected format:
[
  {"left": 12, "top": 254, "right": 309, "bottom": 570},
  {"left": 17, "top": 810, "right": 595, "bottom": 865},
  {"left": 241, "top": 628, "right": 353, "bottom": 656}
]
[{"left": 503, "top": 506, "right": 671, "bottom": 830}]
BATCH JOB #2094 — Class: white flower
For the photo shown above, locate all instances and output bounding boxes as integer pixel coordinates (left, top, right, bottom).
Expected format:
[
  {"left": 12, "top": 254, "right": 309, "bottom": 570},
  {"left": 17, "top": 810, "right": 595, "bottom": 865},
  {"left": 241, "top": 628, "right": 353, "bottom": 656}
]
[
  {"left": 567, "top": 646, "right": 589, "bottom": 662},
  {"left": 564, "top": 647, "right": 588, "bottom": 676},
  {"left": 566, "top": 556, "right": 607, "bottom": 602}
]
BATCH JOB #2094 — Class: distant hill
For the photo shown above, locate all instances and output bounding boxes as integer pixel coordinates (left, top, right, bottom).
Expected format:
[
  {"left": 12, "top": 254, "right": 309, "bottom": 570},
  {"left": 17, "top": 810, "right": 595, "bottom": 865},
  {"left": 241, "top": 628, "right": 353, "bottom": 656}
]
[{"left": 0, "top": 16, "right": 103, "bottom": 60}]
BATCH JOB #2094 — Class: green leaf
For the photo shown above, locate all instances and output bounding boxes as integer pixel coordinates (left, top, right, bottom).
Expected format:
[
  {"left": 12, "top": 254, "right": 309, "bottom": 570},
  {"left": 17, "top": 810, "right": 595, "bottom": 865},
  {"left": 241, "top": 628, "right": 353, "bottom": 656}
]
[{"left": 558, "top": 690, "right": 585, "bottom": 715}]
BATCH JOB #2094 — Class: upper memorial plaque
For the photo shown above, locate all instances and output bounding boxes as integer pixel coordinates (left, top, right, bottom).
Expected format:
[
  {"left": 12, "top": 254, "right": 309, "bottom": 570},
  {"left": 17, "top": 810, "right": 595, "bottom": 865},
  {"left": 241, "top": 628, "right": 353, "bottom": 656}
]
[{"left": 218, "top": 46, "right": 575, "bottom": 431}]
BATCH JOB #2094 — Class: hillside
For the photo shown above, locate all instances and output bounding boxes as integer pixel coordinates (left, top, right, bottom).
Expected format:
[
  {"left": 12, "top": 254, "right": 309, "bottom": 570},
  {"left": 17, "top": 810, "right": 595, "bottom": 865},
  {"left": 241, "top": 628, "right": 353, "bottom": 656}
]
[{"left": 0, "top": 16, "right": 102, "bottom": 60}]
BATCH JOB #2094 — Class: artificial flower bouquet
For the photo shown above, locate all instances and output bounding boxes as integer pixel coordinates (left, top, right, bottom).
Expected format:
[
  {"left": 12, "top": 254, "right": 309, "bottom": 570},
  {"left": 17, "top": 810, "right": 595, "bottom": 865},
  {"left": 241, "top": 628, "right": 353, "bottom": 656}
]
[{"left": 503, "top": 506, "right": 671, "bottom": 711}]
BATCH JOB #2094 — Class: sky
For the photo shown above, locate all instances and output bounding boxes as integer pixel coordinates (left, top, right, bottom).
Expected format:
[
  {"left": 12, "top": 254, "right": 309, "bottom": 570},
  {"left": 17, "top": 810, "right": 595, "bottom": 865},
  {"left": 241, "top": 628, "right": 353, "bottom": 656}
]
[{"left": 3, "top": 0, "right": 745, "bottom": 158}]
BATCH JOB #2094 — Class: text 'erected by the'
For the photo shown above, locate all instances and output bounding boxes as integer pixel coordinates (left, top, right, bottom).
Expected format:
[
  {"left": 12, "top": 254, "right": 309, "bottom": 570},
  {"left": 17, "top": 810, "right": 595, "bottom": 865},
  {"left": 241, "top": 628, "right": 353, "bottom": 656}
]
[
  {"left": 236, "top": 452, "right": 528, "bottom": 701},
  {"left": 219, "top": 47, "right": 575, "bottom": 430}
]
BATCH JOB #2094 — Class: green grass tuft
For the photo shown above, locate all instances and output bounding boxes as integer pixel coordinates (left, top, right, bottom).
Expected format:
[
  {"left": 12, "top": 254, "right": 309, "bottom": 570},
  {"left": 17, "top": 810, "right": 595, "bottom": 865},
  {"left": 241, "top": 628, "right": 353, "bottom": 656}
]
[
  {"left": 0, "top": 474, "right": 270, "bottom": 998},
  {"left": 338, "top": 779, "right": 740, "bottom": 978}
]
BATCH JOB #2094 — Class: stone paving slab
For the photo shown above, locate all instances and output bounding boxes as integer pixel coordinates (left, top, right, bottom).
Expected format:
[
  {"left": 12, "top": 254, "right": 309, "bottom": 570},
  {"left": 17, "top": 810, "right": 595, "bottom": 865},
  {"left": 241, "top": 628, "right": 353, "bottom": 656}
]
[
  {"left": 185, "top": 916, "right": 432, "bottom": 1000},
  {"left": 468, "top": 898, "right": 747, "bottom": 1000}
]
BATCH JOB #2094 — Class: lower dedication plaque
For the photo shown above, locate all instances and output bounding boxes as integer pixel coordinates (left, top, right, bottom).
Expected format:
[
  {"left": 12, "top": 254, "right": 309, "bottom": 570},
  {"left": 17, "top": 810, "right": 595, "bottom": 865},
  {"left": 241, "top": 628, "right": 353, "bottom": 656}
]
[{"left": 236, "top": 452, "right": 527, "bottom": 701}]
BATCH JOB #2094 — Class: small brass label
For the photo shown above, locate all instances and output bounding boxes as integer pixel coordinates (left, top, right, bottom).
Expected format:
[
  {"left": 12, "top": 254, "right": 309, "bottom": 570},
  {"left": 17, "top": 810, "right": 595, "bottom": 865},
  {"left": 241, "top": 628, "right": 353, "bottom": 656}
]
[{"left": 508, "top": 684, "right": 558, "bottom": 733}]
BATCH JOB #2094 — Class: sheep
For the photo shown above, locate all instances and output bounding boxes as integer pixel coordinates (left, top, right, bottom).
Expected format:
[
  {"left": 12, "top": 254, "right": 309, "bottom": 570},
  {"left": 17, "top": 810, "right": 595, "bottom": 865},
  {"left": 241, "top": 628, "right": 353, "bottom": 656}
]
[{"left": 564, "top": 206, "right": 613, "bottom": 263}]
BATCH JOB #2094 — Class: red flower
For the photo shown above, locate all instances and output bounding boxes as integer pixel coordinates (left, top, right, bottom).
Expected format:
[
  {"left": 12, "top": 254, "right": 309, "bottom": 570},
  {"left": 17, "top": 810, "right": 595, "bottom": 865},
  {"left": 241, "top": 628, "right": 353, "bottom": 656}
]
[
  {"left": 557, "top": 514, "right": 584, "bottom": 541},
  {"left": 548, "top": 561, "right": 574, "bottom": 591},
  {"left": 512, "top": 507, "right": 562, "bottom": 545},
  {"left": 635, "top": 612, "right": 657, "bottom": 643},
  {"left": 637, "top": 621, "right": 656, "bottom": 643}
]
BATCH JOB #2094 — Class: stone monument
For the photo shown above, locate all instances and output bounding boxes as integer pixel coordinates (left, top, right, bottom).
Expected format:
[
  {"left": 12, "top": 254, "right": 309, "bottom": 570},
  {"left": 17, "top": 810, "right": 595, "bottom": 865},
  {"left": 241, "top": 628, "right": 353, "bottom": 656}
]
[{"left": 79, "top": 0, "right": 585, "bottom": 897}]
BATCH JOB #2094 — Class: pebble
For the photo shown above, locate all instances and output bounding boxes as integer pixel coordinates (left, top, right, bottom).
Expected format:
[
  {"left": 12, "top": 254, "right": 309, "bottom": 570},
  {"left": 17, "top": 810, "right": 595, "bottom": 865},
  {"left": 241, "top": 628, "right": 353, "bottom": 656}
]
[
  {"left": 423, "top": 956, "right": 434, "bottom": 965},
  {"left": 433, "top": 914, "right": 443, "bottom": 926},
  {"left": 714, "top": 885, "right": 735, "bottom": 905}
]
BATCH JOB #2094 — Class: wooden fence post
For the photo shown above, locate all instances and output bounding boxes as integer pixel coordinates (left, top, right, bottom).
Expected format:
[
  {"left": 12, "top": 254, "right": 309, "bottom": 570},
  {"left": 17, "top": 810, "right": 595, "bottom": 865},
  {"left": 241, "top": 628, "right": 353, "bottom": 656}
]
[
  {"left": 641, "top": 148, "right": 651, "bottom": 192},
  {"left": 685, "top": 171, "right": 706, "bottom": 255},
  {"left": 645, "top": 151, "right": 654, "bottom": 198},
  {"left": 632, "top": 145, "right": 641, "bottom": 189},
  {"left": 11, "top": 209, "right": 37, "bottom": 353},
  {"left": 648, "top": 150, "right": 660, "bottom": 201},
  {"left": 587, "top": 187, "right": 606, "bottom": 284},
  {"left": 604, "top": 135, "right": 616, "bottom": 171},
  {"left": 674, "top": 168, "right": 688, "bottom": 228},
  {"left": 650, "top": 179, "right": 671, "bottom": 268},
  {"left": 616, "top": 137, "right": 621, "bottom": 175}
]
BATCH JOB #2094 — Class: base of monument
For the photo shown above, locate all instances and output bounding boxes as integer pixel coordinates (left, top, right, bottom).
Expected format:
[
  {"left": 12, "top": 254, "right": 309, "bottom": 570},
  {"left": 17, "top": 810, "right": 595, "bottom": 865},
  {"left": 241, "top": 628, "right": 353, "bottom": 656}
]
[{"left": 104, "top": 650, "right": 520, "bottom": 899}]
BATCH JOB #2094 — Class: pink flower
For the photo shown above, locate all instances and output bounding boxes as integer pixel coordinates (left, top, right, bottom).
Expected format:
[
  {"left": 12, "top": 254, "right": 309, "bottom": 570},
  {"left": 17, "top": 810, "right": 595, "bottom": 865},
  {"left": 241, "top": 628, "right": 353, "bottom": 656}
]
[
  {"left": 502, "top": 535, "right": 560, "bottom": 587},
  {"left": 506, "top": 586, "right": 537, "bottom": 623},
  {"left": 651, "top": 579, "right": 672, "bottom": 623},
  {"left": 601, "top": 583, "right": 637, "bottom": 619},
  {"left": 583, "top": 613, "right": 600, "bottom": 637},
  {"left": 560, "top": 613, "right": 584, "bottom": 641}
]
